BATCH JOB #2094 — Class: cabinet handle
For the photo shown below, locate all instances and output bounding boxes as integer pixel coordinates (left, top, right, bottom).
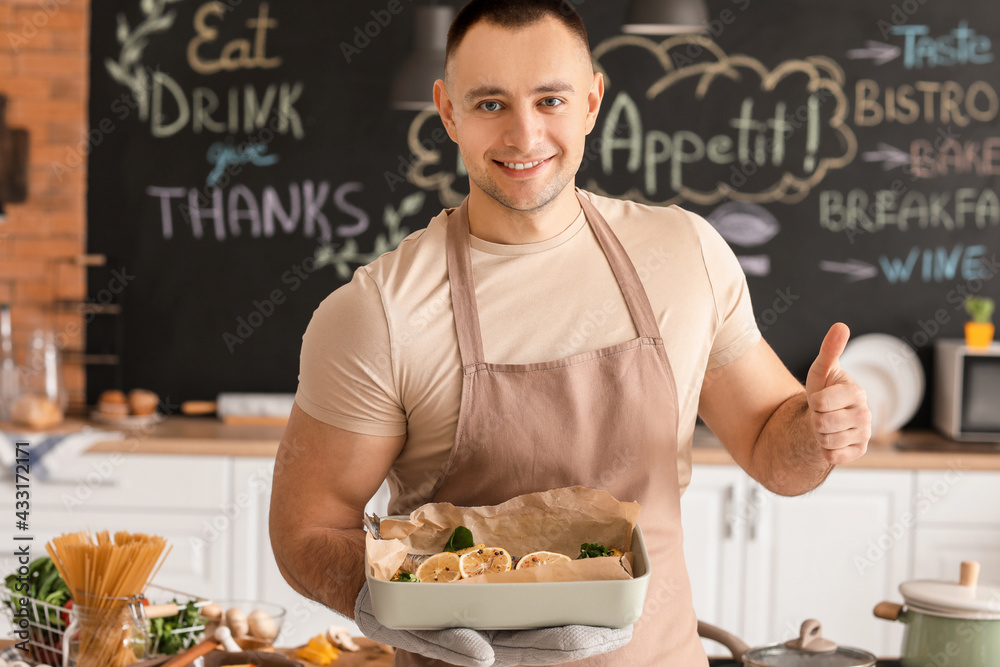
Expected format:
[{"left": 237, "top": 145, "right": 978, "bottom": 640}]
[
  {"left": 723, "top": 485, "right": 735, "bottom": 540},
  {"left": 748, "top": 485, "right": 761, "bottom": 541}
]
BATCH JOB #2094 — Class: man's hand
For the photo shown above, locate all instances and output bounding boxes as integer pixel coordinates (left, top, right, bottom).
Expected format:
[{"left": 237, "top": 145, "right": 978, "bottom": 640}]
[{"left": 805, "top": 323, "right": 872, "bottom": 465}]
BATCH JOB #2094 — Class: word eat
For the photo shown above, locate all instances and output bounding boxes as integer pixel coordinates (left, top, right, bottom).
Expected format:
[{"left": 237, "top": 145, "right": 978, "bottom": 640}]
[{"left": 187, "top": 2, "right": 282, "bottom": 75}]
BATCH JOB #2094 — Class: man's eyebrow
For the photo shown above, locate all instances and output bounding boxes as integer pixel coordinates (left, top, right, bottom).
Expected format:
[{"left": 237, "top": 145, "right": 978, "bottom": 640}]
[{"left": 464, "top": 81, "right": 576, "bottom": 104}]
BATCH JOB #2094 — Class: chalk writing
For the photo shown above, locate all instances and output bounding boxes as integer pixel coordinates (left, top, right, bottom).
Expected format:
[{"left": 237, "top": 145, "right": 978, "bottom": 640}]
[
  {"left": 891, "top": 22, "right": 993, "bottom": 69},
  {"left": 854, "top": 79, "right": 998, "bottom": 126},
  {"left": 206, "top": 140, "right": 278, "bottom": 186},
  {"left": 146, "top": 181, "right": 368, "bottom": 242},
  {"left": 879, "top": 244, "right": 988, "bottom": 283},
  {"left": 910, "top": 136, "right": 1000, "bottom": 177},
  {"left": 187, "top": 2, "right": 282, "bottom": 75},
  {"left": 583, "top": 34, "right": 855, "bottom": 206},
  {"left": 819, "top": 188, "right": 1000, "bottom": 233}
]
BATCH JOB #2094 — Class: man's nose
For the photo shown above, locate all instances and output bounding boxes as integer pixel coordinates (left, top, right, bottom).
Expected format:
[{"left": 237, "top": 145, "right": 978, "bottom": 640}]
[{"left": 502, "top": 107, "right": 545, "bottom": 152}]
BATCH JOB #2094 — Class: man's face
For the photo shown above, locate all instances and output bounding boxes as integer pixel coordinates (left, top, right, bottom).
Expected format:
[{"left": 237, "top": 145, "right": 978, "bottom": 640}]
[{"left": 436, "top": 16, "right": 603, "bottom": 213}]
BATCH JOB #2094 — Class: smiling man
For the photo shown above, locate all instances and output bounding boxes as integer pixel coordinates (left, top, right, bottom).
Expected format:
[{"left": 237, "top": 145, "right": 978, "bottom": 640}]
[{"left": 270, "top": 2, "right": 872, "bottom": 666}]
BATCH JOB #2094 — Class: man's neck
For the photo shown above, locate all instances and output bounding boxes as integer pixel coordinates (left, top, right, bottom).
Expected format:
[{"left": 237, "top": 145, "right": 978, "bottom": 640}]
[{"left": 466, "top": 185, "right": 582, "bottom": 245}]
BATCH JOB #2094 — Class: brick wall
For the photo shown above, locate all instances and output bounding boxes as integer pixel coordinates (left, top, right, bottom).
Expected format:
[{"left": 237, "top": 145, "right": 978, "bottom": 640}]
[{"left": 1, "top": 0, "right": 89, "bottom": 412}]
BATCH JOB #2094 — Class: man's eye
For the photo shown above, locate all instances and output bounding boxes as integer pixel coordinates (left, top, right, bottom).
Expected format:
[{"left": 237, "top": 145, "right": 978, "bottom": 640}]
[
  {"left": 479, "top": 101, "right": 502, "bottom": 112},
  {"left": 541, "top": 98, "right": 564, "bottom": 107}
]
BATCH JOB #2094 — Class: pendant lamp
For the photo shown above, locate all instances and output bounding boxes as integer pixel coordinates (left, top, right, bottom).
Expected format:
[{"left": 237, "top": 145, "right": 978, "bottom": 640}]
[
  {"left": 622, "top": 0, "right": 709, "bottom": 34},
  {"left": 391, "top": 4, "right": 454, "bottom": 110}
]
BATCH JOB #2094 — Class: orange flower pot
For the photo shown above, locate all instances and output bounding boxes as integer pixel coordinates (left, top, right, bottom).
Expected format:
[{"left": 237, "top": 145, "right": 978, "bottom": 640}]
[{"left": 965, "top": 321, "right": 995, "bottom": 348}]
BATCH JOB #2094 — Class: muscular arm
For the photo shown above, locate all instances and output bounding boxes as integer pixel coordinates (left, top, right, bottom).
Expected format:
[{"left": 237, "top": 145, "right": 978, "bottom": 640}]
[
  {"left": 698, "top": 325, "right": 870, "bottom": 496},
  {"left": 269, "top": 404, "right": 406, "bottom": 618}
]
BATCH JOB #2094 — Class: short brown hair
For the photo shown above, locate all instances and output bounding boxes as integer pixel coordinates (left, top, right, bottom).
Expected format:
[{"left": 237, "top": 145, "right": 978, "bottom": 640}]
[{"left": 446, "top": 0, "right": 591, "bottom": 72}]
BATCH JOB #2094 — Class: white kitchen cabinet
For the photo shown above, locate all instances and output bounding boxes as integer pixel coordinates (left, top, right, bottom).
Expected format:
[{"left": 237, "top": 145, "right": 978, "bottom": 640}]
[
  {"left": 230, "top": 458, "right": 391, "bottom": 648},
  {"left": 912, "top": 527, "right": 1000, "bottom": 581},
  {"left": 683, "top": 465, "right": 912, "bottom": 658},
  {"left": 680, "top": 465, "right": 748, "bottom": 656},
  {"left": 911, "top": 469, "right": 1000, "bottom": 582},
  {"left": 24, "top": 453, "right": 233, "bottom": 600},
  {"left": 743, "top": 469, "right": 911, "bottom": 656},
  {"left": 0, "top": 454, "right": 232, "bottom": 640}
]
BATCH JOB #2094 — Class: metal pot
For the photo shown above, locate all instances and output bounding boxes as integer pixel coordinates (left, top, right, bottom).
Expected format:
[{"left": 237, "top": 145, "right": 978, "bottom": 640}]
[
  {"left": 874, "top": 560, "right": 1000, "bottom": 667},
  {"left": 698, "top": 618, "right": 878, "bottom": 666}
]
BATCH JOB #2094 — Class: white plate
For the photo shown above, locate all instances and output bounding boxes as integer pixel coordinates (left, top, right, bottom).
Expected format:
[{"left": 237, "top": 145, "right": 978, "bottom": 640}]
[
  {"left": 90, "top": 410, "right": 164, "bottom": 427},
  {"left": 839, "top": 334, "right": 924, "bottom": 435}
]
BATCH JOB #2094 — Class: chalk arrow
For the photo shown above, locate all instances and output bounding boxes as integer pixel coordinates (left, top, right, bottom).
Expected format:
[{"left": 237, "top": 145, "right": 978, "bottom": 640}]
[
  {"left": 819, "top": 259, "right": 878, "bottom": 282},
  {"left": 862, "top": 142, "right": 911, "bottom": 170},
  {"left": 738, "top": 254, "right": 770, "bottom": 277},
  {"left": 847, "top": 41, "right": 901, "bottom": 65}
]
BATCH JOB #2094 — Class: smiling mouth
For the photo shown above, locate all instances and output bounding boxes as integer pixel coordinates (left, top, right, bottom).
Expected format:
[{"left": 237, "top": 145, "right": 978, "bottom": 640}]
[{"left": 494, "top": 158, "right": 550, "bottom": 171}]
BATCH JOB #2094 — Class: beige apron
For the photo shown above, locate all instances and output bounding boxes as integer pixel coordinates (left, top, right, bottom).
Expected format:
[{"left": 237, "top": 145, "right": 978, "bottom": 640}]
[{"left": 394, "top": 192, "right": 708, "bottom": 666}]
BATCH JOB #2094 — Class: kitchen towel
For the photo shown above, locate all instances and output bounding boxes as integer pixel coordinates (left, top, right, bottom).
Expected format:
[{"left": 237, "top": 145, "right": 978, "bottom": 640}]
[{"left": 0, "top": 427, "right": 124, "bottom": 481}]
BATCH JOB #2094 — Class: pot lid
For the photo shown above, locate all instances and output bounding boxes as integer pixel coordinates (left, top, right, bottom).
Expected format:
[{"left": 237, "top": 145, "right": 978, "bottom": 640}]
[
  {"left": 743, "top": 620, "right": 876, "bottom": 667},
  {"left": 899, "top": 561, "right": 1000, "bottom": 620}
]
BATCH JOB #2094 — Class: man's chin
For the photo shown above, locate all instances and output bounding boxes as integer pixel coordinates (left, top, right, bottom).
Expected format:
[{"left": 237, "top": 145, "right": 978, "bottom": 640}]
[{"left": 477, "top": 179, "right": 570, "bottom": 213}]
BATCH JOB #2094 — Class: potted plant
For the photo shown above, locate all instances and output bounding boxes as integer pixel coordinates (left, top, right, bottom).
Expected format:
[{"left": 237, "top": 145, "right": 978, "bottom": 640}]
[{"left": 964, "top": 295, "right": 995, "bottom": 348}]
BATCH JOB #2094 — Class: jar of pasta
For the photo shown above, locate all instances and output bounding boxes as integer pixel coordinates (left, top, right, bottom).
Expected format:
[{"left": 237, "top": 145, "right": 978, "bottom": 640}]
[{"left": 62, "top": 594, "right": 149, "bottom": 667}]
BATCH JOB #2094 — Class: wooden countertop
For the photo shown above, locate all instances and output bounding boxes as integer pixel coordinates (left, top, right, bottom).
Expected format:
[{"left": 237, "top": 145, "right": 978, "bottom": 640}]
[{"left": 7, "top": 417, "right": 1000, "bottom": 471}]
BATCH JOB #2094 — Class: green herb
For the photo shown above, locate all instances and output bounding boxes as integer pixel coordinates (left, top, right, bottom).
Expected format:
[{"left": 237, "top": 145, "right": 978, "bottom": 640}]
[
  {"left": 3, "top": 557, "right": 71, "bottom": 628},
  {"left": 149, "top": 599, "right": 200, "bottom": 655},
  {"left": 392, "top": 571, "right": 419, "bottom": 583},
  {"left": 443, "top": 526, "right": 474, "bottom": 553},
  {"left": 965, "top": 296, "right": 995, "bottom": 323},
  {"left": 579, "top": 543, "right": 614, "bottom": 559}
]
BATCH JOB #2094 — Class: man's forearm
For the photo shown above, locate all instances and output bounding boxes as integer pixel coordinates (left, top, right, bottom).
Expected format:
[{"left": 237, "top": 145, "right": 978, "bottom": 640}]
[
  {"left": 749, "top": 392, "right": 834, "bottom": 496},
  {"left": 273, "top": 526, "right": 367, "bottom": 619}
]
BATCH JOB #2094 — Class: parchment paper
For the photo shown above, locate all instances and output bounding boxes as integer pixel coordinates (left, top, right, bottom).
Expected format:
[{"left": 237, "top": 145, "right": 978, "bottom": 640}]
[{"left": 365, "top": 486, "right": 640, "bottom": 583}]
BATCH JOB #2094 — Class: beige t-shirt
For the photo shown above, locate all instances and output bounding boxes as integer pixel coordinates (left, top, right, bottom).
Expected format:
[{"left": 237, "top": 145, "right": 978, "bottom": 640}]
[{"left": 295, "top": 189, "right": 760, "bottom": 513}]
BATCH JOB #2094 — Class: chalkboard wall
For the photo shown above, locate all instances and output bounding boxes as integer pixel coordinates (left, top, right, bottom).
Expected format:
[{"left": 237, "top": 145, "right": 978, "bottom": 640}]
[{"left": 87, "top": 0, "right": 1000, "bottom": 428}]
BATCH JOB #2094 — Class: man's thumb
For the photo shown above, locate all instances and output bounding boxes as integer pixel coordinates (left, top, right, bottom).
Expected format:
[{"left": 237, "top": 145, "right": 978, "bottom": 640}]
[{"left": 806, "top": 323, "right": 850, "bottom": 396}]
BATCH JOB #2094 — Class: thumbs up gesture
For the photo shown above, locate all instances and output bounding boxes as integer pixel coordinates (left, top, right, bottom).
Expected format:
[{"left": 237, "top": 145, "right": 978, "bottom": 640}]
[{"left": 805, "top": 323, "right": 872, "bottom": 465}]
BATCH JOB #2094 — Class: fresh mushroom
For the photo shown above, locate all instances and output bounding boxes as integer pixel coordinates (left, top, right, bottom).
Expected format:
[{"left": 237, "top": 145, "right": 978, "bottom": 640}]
[
  {"left": 326, "top": 625, "right": 360, "bottom": 652},
  {"left": 225, "top": 607, "right": 249, "bottom": 637},
  {"left": 201, "top": 602, "right": 223, "bottom": 620},
  {"left": 248, "top": 609, "right": 278, "bottom": 640},
  {"left": 214, "top": 625, "right": 243, "bottom": 652}
]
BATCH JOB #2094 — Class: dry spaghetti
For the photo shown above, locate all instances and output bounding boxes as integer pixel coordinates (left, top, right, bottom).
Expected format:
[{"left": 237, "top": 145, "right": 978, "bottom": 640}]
[{"left": 46, "top": 530, "right": 170, "bottom": 667}]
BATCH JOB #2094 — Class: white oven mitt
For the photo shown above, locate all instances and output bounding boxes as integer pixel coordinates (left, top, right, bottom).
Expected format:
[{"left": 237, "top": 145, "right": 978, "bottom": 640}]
[{"left": 355, "top": 582, "right": 632, "bottom": 666}]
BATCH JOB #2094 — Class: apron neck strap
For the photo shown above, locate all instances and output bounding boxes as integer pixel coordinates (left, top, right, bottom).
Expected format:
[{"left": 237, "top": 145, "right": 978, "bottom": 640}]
[{"left": 446, "top": 190, "right": 663, "bottom": 368}]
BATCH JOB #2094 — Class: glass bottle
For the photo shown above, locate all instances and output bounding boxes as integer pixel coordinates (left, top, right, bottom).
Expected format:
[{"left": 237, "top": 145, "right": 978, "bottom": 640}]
[
  {"left": 22, "top": 328, "right": 67, "bottom": 412},
  {"left": 0, "top": 303, "right": 19, "bottom": 420}
]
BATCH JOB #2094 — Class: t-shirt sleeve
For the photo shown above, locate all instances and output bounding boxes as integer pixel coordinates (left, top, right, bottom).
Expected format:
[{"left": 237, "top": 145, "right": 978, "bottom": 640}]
[
  {"left": 685, "top": 209, "right": 762, "bottom": 370},
  {"left": 294, "top": 267, "right": 407, "bottom": 437}
]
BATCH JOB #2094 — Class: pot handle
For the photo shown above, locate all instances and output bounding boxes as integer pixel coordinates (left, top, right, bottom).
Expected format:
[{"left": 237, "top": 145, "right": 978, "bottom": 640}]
[
  {"left": 873, "top": 601, "right": 903, "bottom": 621},
  {"left": 697, "top": 620, "right": 750, "bottom": 662}
]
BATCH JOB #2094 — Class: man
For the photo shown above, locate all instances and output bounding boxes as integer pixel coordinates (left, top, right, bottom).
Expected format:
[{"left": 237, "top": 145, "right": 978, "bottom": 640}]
[{"left": 270, "top": 1, "right": 872, "bottom": 665}]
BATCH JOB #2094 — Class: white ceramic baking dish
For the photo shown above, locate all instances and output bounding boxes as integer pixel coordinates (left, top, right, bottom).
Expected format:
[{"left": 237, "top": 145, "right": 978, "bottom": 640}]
[{"left": 366, "top": 520, "right": 650, "bottom": 630}]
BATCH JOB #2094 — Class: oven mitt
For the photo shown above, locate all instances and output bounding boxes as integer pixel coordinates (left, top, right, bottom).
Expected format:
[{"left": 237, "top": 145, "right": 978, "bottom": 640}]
[
  {"left": 487, "top": 625, "right": 633, "bottom": 666},
  {"left": 355, "top": 582, "right": 632, "bottom": 666},
  {"left": 355, "top": 582, "right": 495, "bottom": 666}
]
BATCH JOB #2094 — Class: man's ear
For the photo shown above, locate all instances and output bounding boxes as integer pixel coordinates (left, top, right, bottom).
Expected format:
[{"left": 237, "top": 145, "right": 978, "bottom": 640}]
[
  {"left": 584, "top": 71, "right": 605, "bottom": 134},
  {"left": 434, "top": 79, "right": 459, "bottom": 142}
]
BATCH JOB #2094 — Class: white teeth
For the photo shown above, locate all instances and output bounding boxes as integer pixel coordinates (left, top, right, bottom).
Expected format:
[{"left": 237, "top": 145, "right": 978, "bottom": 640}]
[{"left": 502, "top": 160, "right": 542, "bottom": 170}]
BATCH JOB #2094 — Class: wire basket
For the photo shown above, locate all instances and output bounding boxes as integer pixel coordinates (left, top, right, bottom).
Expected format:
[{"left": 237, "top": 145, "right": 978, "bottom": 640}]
[{"left": 0, "top": 583, "right": 206, "bottom": 665}]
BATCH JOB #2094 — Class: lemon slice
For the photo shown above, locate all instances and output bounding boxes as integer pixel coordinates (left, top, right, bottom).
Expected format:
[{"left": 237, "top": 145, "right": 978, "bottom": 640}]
[
  {"left": 458, "top": 547, "right": 512, "bottom": 578},
  {"left": 455, "top": 543, "right": 485, "bottom": 555},
  {"left": 515, "top": 550, "right": 572, "bottom": 570},
  {"left": 415, "top": 552, "right": 462, "bottom": 582}
]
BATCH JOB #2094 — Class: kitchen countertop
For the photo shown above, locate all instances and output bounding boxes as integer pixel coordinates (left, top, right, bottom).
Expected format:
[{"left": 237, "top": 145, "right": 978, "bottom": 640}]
[
  {"left": 0, "top": 640, "right": 903, "bottom": 666},
  {"left": 5, "top": 417, "right": 1000, "bottom": 471},
  {"left": 77, "top": 417, "right": 1000, "bottom": 471}
]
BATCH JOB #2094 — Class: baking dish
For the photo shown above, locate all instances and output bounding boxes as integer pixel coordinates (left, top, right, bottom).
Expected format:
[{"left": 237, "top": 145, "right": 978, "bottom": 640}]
[{"left": 365, "top": 519, "right": 650, "bottom": 631}]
